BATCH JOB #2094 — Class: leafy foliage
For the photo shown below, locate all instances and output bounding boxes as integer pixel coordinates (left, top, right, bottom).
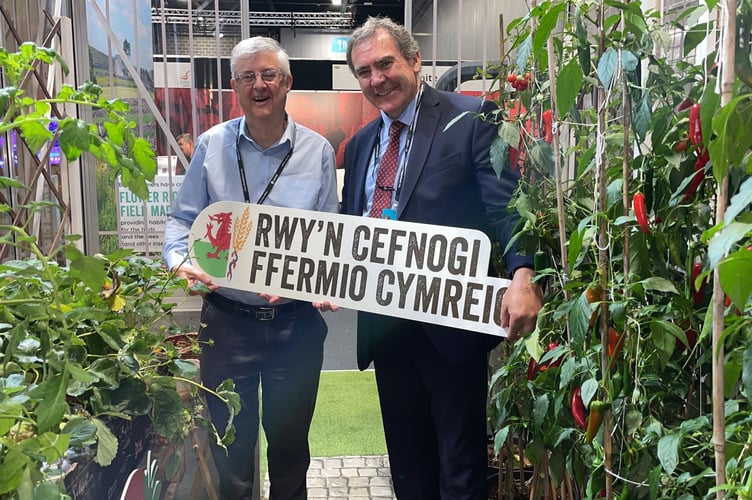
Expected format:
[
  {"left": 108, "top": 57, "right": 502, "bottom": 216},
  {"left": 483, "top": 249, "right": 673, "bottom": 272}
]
[
  {"left": 0, "top": 44, "right": 238, "bottom": 499},
  {"left": 487, "top": 0, "right": 752, "bottom": 498}
]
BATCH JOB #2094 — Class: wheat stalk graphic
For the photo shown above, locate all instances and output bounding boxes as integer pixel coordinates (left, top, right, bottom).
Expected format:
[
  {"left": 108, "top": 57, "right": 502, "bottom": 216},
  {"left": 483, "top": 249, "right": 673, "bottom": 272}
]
[{"left": 227, "top": 207, "right": 253, "bottom": 280}]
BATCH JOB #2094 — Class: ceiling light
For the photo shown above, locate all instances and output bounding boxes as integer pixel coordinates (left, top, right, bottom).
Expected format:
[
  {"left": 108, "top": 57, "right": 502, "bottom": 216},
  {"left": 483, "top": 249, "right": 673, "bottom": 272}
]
[{"left": 332, "top": 0, "right": 342, "bottom": 5}]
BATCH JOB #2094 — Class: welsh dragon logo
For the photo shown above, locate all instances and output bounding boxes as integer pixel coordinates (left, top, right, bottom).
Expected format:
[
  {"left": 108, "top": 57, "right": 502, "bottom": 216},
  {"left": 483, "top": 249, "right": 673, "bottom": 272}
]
[{"left": 193, "top": 206, "right": 252, "bottom": 280}]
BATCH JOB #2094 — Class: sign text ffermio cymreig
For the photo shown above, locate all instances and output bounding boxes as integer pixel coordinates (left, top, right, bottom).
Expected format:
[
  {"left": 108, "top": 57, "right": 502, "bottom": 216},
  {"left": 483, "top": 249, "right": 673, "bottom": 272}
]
[{"left": 188, "top": 202, "right": 511, "bottom": 336}]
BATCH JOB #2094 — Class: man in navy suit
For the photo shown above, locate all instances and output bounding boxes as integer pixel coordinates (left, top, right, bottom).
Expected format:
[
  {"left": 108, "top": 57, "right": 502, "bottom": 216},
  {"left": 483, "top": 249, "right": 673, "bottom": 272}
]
[{"left": 339, "top": 16, "right": 543, "bottom": 499}]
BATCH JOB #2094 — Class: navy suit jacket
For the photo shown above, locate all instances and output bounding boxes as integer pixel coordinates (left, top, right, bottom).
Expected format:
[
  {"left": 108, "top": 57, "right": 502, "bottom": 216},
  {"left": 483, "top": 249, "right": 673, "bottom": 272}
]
[{"left": 341, "top": 85, "right": 533, "bottom": 368}]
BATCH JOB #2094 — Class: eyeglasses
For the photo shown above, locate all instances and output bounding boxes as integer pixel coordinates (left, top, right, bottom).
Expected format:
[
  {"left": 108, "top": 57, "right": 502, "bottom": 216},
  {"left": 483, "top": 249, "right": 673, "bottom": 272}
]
[{"left": 234, "top": 69, "right": 282, "bottom": 85}]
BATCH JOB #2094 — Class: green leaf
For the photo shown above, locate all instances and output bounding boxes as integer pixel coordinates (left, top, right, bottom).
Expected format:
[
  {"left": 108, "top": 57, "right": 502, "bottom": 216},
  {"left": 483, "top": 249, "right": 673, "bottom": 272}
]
[
  {"left": 633, "top": 95, "right": 652, "bottom": 142},
  {"left": 516, "top": 33, "right": 532, "bottom": 72},
  {"left": 67, "top": 362, "right": 99, "bottom": 384},
  {"left": 574, "top": 7, "right": 591, "bottom": 72},
  {"left": 625, "top": 409, "right": 643, "bottom": 434},
  {"left": 724, "top": 358, "right": 742, "bottom": 398},
  {"left": 0, "top": 446, "right": 28, "bottom": 494},
  {"left": 718, "top": 251, "right": 752, "bottom": 308},
  {"left": 533, "top": 3, "right": 566, "bottom": 59},
  {"left": 533, "top": 393, "right": 549, "bottom": 427},
  {"left": 528, "top": 140, "right": 554, "bottom": 175},
  {"left": 67, "top": 254, "right": 108, "bottom": 289},
  {"left": 581, "top": 378, "right": 598, "bottom": 407},
  {"left": 498, "top": 121, "right": 519, "bottom": 149},
  {"left": 170, "top": 359, "right": 199, "bottom": 379},
  {"left": 621, "top": 50, "right": 639, "bottom": 72},
  {"left": 58, "top": 118, "right": 90, "bottom": 162},
  {"left": 443, "top": 110, "right": 472, "bottom": 132},
  {"left": 650, "top": 320, "right": 684, "bottom": 357},
  {"left": 724, "top": 176, "right": 752, "bottom": 224},
  {"left": 490, "top": 137, "right": 509, "bottom": 178},
  {"left": 557, "top": 59, "right": 583, "bottom": 116},
  {"left": 743, "top": 341, "right": 752, "bottom": 404},
  {"left": 597, "top": 48, "right": 618, "bottom": 89},
  {"left": 683, "top": 22, "right": 710, "bottom": 56},
  {"left": 568, "top": 286, "right": 591, "bottom": 348},
  {"left": 92, "top": 418, "right": 119, "bottom": 466},
  {"left": 657, "top": 433, "right": 681, "bottom": 474},
  {"left": 559, "top": 357, "right": 576, "bottom": 389},
  {"left": 639, "top": 277, "right": 679, "bottom": 294},
  {"left": 493, "top": 425, "right": 510, "bottom": 455},
  {"left": 568, "top": 226, "right": 584, "bottom": 272},
  {"left": 62, "top": 417, "right": 98, "bottom": 448},
  {"left": 28, "top": 372, "right": 69, "bottom": 433},
  {"left": 18, "top": 120, "right": 53, "bottom": 154},
  {"left": 708, "top": 222, "right": 752, "bottom": 267}
]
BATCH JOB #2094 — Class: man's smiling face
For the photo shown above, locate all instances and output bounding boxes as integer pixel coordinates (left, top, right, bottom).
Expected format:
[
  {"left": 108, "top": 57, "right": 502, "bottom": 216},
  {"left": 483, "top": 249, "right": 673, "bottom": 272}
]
[
  {"left": 350, "top": 29, "right": 421, "bottom": 119},
  {"left": 231, "top": 51, "right": 291, "bottom": 123}
]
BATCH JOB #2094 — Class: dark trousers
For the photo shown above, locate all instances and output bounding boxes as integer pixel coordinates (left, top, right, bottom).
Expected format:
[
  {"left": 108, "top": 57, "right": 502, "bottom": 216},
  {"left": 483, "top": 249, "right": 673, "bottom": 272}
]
[
  {"left": 199, "top": 297, "right": 327, "bottom": 500},
  {"left": 372, "top": 322, "right": 489, "bottom": 500}
]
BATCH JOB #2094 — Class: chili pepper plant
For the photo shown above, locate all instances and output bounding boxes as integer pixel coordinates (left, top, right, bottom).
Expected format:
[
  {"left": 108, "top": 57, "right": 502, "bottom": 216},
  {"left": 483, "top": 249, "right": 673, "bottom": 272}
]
[
  {"left": 485, "top": 1, "right": 752, "bottom": 498},
  {"left": 0, "top": 44, "right": 239, "bottom": 499}
]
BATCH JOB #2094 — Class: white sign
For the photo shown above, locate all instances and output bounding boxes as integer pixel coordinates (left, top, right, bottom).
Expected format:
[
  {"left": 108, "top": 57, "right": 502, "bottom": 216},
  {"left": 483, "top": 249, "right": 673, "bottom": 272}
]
[
  {"left": 118, "top": 175, "right": 183, "bottom": 253},
  {"left": 188, "top": 202, "right": 511, "bottom": 336}
]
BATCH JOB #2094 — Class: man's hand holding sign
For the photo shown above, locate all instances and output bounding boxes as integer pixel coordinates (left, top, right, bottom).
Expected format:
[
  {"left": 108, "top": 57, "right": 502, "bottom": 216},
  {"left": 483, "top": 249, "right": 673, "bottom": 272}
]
[{"left": 186, "top": 201, "right": 529, "bottom": 337}]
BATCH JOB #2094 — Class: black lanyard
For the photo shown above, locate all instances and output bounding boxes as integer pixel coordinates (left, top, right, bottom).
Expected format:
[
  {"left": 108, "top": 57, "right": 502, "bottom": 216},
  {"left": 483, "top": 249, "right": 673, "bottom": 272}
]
[
  {"left": 370, "top": 83, "right": 425, "bottom": 205},
  {"left": 236, "top": 117, "right": 296, "bottom": 204}
]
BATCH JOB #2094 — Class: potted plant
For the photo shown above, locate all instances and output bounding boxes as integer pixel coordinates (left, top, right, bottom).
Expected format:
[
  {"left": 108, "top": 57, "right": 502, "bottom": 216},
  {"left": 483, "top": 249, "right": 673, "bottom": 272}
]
[
  {"left": 485, "top": 1, "right": 751, "bottom": 498},
  {"left": 0, "top": 43, "right": 238, "bottom": 499}
]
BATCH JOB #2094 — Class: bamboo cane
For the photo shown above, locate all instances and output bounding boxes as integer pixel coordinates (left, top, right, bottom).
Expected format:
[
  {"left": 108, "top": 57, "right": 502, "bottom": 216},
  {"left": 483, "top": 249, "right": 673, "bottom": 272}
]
[
  {"left": 595, "top": 0, "right": 612, "bottom": 496},
  {"left": 712, "top": 0, "right": 735, "bottom": 494}
]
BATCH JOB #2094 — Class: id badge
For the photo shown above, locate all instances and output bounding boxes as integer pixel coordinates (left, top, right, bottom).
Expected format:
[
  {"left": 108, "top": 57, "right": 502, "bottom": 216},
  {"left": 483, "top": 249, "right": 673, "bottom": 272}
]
[{"left": 381, "top": 208, "right": 397, "bottom": 220}]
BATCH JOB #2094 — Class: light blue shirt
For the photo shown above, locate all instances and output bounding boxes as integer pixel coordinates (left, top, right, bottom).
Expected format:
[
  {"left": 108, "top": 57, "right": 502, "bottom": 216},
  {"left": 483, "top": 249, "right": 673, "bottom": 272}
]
[
  {"left": 163, "top": 116, "right": 339, "bottom": 304},
  {"left": 363, "top": 92, "right": 420, "bottom": 216}
]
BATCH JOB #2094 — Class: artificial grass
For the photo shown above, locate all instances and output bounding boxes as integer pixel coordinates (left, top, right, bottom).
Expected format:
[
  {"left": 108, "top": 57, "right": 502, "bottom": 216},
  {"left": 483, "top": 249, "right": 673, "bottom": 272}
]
[
  {"left": 260, "top": 369, "right": 386, "bottom": 477},
  {"left": 308, "top": 369, "right": 387, "bottom": 457}
]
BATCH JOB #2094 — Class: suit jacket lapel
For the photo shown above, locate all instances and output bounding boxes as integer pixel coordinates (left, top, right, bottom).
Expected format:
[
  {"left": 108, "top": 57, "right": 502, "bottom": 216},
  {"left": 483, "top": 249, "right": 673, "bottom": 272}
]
[
  {"left": 350, "top": 119, "right": 380, "bottom": 215},
  {"left": 398, "top": 86, "right": 441, "bottom": 218}
]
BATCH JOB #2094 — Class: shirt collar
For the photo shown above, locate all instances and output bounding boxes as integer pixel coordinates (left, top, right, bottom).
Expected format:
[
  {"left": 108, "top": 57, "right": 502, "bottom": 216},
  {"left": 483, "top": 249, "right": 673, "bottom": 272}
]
[
  {"left": 379, "top": 91, "right": 419, "bottom": 130},
  {"left": 239, "top": 115, "right": 293, "bottom": 149}
]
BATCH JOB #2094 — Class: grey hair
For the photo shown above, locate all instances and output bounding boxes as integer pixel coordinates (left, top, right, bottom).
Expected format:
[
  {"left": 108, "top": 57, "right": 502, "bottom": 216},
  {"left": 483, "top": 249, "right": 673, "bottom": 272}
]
[
  {"left": 346, "top": 16, "right": 420, "bottom": 74},
  {"left": 230, "top": 36, "right": 291, "bottom": 79}
]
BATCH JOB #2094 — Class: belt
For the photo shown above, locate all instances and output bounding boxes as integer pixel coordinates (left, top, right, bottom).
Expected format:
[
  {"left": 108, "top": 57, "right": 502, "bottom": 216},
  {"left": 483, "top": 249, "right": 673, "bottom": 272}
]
[{"left": 206, "top": 293, "right": 298, "bottom": 321}]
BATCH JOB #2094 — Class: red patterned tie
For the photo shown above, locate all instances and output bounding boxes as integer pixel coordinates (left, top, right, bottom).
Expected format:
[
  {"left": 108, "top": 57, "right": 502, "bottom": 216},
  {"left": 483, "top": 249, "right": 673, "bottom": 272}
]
[{"left": 369, "top": 120, "right": 405, "bottom": 218}]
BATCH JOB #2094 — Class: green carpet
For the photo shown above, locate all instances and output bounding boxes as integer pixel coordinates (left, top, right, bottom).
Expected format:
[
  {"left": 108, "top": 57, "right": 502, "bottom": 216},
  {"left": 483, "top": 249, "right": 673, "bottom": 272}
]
[
  {"left": 308, "top": 369, "right": 387, "bottom": 457},
  {"left": 260, "top": 369, "right": 386, "bottom": 476}
]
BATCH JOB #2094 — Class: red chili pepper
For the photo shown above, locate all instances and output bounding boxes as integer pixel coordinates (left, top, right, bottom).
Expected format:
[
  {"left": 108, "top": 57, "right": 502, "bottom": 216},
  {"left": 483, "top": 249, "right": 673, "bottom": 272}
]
[
  {"left": 676, "top": 98, "right": 694, "bottom": 112},
  {"left": 684, "top": 151, "right": 709, "bottom": 200},
  {"left": 633, "top": 192, "right": 650, "bottom": 234},
  {"left": 607, "top": 328, "right": 624, "bottom": 360},
  {"left": 571, "top": 387, "right": 587, "bottom": 430},
  {"left": 691, "top": 262, "right": 706, "bottom": 305},
  {"left": 542, "top": 109, "right": 553, "bottom": 143},
  {"left": 689, "top": 103, "right": 703, "bottom": 145},
  {"left": 527, "top": 358, "right": 539, "bottom": 380}
]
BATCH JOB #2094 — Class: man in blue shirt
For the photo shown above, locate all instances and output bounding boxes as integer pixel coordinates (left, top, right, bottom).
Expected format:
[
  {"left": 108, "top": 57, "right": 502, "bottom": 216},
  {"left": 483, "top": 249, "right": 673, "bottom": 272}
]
[{"left": 163, "top": 36, "right": 339, "bottom": 500}]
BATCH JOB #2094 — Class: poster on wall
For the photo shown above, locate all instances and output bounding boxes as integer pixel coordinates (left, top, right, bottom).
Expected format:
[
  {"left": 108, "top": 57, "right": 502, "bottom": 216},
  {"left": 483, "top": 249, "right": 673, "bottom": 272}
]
[
  {"left": 87, "top": 0, "right": 157, "bottom": 252},
  {"left": 117, "top": 175, "right": 182, "bottom": 254}
]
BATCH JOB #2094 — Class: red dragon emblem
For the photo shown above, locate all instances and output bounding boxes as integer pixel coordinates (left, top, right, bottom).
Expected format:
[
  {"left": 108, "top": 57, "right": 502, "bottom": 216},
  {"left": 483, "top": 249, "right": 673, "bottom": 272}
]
[{"left": 204, "top": 212, "right": 233, "bottom": 259}]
